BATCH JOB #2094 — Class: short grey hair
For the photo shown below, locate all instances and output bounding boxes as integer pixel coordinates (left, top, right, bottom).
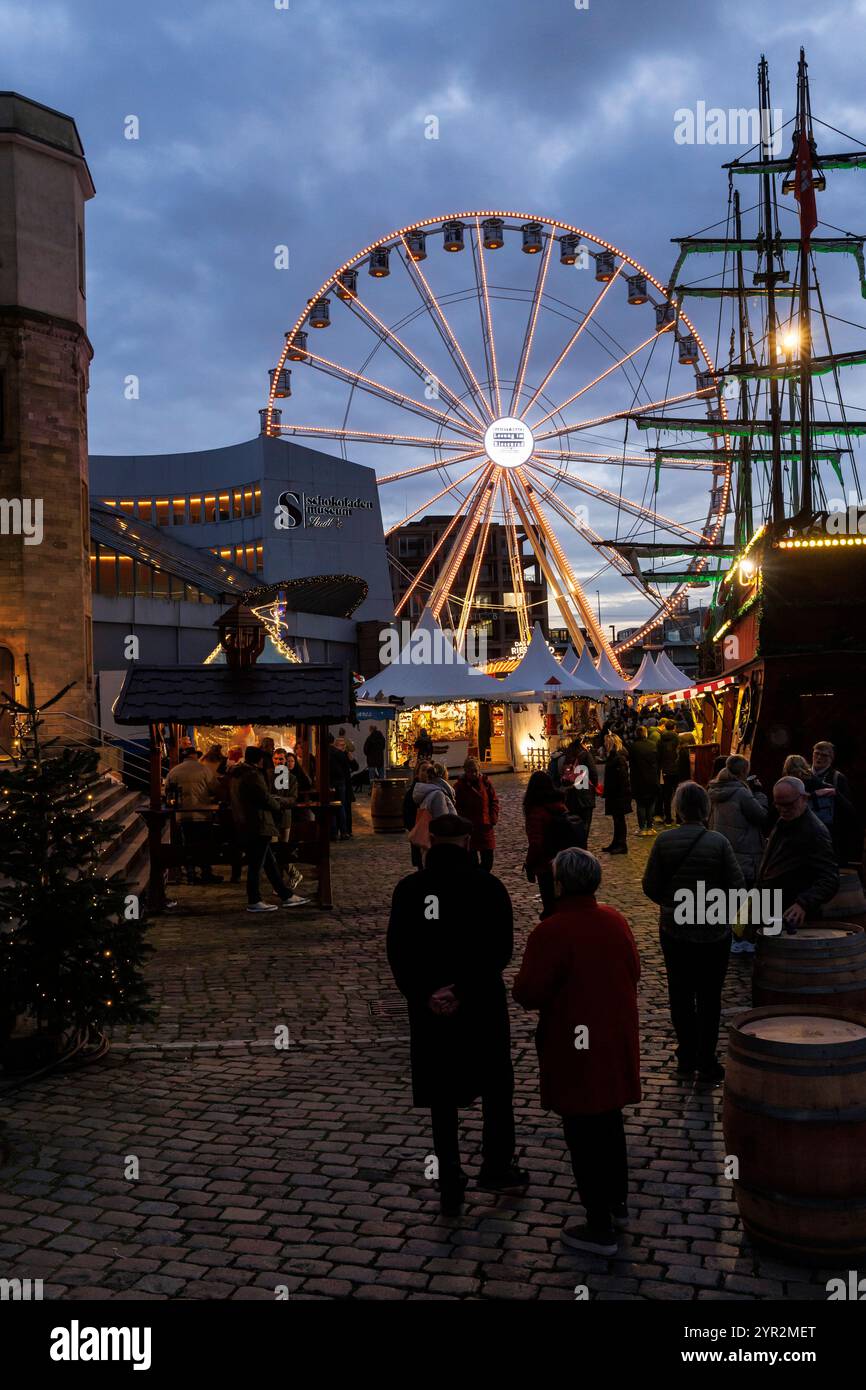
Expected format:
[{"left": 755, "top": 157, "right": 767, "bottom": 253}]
[
  {"left": 674, "top": 779, "right": 709, "bottom": 823},
  {"left": 774, "top": 775, "right": 806, "bottom": 798},
  {"left": 553, "top": 846, "right": 602, "bottom": 897},
  {"left": 726, "top": 754, "right": 749, "bottom": 778}
]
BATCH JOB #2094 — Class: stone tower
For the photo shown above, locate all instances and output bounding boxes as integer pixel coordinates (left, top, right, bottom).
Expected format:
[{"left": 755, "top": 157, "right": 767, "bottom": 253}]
[{"left": 0, "top": 93, "right": 95, "bottom": 736}]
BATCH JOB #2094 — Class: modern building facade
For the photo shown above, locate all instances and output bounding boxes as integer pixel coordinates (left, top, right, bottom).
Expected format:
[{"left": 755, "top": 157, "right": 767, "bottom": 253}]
[
  {"left": 386, "top": 515, "right": 548, "bottom": 661},
  {"left": 0, "top": 94, "right": 95, "bottom": 731},
  {"left": 88, "top": 435, "right": 395, "bottom": 708}
]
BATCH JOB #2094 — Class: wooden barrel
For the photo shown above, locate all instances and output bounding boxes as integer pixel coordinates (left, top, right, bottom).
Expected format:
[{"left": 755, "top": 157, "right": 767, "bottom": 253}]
[
  {"left": 819, "top": 868, "right": 866, "bottom": 931},
  {"left": 370, "top": 777, "right": 408, "bottom": 834},
  {"left": 752, "top": 923, "right": 866, "bottom": 1011},
  {"left": 723, "top": 1006, "right": 866, "bottom": 1263}
]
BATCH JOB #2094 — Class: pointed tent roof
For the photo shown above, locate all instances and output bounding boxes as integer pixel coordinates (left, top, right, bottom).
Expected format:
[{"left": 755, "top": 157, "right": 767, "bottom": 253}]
[
  {"left": 497, "top": 623, "right": 598, "bottom": 698},
  {"left": 355, "top": 607, "right": 505, "bottom": 704},
  {"left": 654, "top": 649, "right": 693, "bottom": 689},
  {"left": 594, "top": 647, "right": 632, "bottom": 693},
  {"left": 559, "top": 643, "right": 580, "bottom": 674},
  {"left": 627, "top": 652, "right": 664, "bottom": 692},
  {"left": 572, "top": 644, "right": 611, "bottom": 695}
]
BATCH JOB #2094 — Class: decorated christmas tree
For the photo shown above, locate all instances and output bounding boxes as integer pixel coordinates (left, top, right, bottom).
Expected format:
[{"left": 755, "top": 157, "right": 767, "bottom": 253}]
[{"left": 0, "top": 659, "right": 153, "bottom": 1057}]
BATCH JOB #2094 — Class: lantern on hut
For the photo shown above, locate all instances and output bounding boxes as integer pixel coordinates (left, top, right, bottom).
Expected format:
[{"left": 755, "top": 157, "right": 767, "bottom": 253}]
[{"left": 215, "top": 600, "right": 266, "bottom": 670}]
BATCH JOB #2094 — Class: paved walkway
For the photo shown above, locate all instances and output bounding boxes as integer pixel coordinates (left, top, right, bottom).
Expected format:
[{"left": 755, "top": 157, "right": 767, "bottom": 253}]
[{"left": 0, "top": 777, "right": 833, "bottom": 1300}]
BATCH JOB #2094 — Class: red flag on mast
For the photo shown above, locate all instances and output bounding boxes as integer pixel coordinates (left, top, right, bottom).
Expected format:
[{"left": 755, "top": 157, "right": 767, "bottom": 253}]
[{"left": 794, "top": 126, "right": 818, "bottom": 248}]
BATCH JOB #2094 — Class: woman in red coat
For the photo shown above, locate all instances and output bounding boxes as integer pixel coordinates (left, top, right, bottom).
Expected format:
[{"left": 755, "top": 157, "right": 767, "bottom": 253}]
[
  {"left": 523, "top": 771, "right": 568, "bottom": 915},
  {"left": 453, "top": 757, "right": 500, "bottom": 870},
  {"left": 513, "top": 846, "right": 641, "bottom": 1257}
]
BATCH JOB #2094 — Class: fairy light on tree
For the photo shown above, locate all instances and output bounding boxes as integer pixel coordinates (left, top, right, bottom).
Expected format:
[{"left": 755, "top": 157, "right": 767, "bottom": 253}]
[{"left": 0, "top": 657, "right": 153, "bottom": 1070}]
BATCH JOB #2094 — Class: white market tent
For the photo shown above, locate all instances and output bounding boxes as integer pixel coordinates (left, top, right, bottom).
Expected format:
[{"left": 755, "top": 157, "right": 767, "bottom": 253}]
[
  {"left": 559, "top": 643, "right": 580, "bottom": 674},
  {"left": 654, "top": 649, "right": 693, "bottom": 689},
  {"left": 572, "top": 644, "right": 614, "bottom": 696},
  {"left": 497, "top": 623, "right": 599, "bottom": 699},
  {"left": 627, "top": 652, "right": 662, "bottom": 692},
  {"left": 355, "top": 607, "right": 505, "bottom": 706},
  {"left": 594, "top": 647, "right": 632, "bottom": 693},
  {"left": 628, "top": 652, "right": 688, "bottom": 694}
]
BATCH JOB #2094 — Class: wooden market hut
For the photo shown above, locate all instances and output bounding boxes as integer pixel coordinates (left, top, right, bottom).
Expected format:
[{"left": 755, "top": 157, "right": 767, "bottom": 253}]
[{"left": 113, "top": 605, "right": 352, "bottom": 911}]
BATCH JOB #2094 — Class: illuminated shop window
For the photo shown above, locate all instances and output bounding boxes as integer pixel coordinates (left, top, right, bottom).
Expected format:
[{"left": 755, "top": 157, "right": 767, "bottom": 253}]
[
  {"left": 173, "top": 497, "right": 186, "bottom": 525},
  {"left": 204, "top": 495, "right": 217, "bottom": 523},
  {"left": 117, "top": 554, "right": 134, "bottom": 596},
  {"left": 154, "top": 499, "right": 170, "bottom": 526},
  {"left": 189, "top": 496, "right": 202, "bottom": 524},
  {"left": 98, "top": 550, "right": 117, "bottom": 597},
  {"left": 137, "top": 500, "right": 152, "bottom": 523},
  {"left": 218, "top": 492, "right": 231, "bottom": 521},
  {"left": 233, "top": 488, "right": 243, "bottom": 518},
  {"left": 119, "top": 500, "right": 135, "bottom": 516},
  {"left": 135, "top": 561, "right": 152, "bottom": 598}
]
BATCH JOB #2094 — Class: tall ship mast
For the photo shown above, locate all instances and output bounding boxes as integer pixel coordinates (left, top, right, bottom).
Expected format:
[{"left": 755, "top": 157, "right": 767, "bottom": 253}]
[{"left": 631, "top": 49, "right": 866, "bottom": 791}]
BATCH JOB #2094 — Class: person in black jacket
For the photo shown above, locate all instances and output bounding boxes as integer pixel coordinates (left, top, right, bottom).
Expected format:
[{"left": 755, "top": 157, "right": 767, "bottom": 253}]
[
  {"left": 387, "top": 813, "right": 529, "bottom": 1215},
  {"left": 657, "top": 721, "right": 681, "bottom": 825},
  {"left": 810, "top": 741, "right": 861, "bottom": 865},
  {"left": 628, "top": 726, "right": 659, "bottom": 837},
  {"left": 547, "top": 738, "right": 599, "bottom": 837},
  {"left": 601, "top": 734, "right": 632, "bottom": 855},
  {"left": 327, "top": 734, "right": 355, "bottom": 840},
  {"left": 757, "top": 777, "right": 840, "bottom": 930}
]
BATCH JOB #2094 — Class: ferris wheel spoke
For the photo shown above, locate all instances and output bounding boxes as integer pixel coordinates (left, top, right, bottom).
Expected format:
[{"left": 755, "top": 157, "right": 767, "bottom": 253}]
[
  {"left": 518, "top": 473, "right": 622, "bottom": 667},
  {"left": 507, "top": 471, "right": 607, "bottom": 661},
  {"left": 529, "top": 325, "right": 676, "bottom": 431},
  {"left": 377, "top": 446, "right": 487, "bottom": 486},
  {"left": 383, "top": 461, "right": 488, "bottom": 537},
  {"left": 534, "top": 447, "right": 714, "bottom": 472},
  {"left": 335, "top": 285, "right": 486, "bottom": 433},
  {"left": 396, "top": 464, "right": 494, "bottom": 616},
  {"left": 428, "top": 469, "right": 498, "bottom": 619},
  {"left": 524, "top": 466, "right": 653, "bottom": 593},
  {"left": 509, "top": 227, "right": 555, "bottom": 415},
  {"left": 530, "top": 458, "right": 707, "bottom": 541},
  {"left": 397, "top": 239, "right": 494, "bottom": 425},
  {"left": 499, "top": 474, "right": 531, "bottom": 645},
  {"left": 299, "top": 350, "right": 480, "bottom": 439},
  {"left": 278, "top": 424, "right": 471, "bottom": 450},
  {"left": 520, "top": 267, "right": 624, "bottom": 419},
  {"left": 455, "top": 482, "right": 497, "bottom": 646},
  {"left": 472, "top": 221, "right": 503, "bottom": 417},
  {"left": 532, "top": 387, "right": 712, "bottom": 443}
]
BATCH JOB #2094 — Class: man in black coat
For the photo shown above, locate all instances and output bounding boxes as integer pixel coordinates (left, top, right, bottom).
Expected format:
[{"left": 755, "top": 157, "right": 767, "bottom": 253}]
[
  {"left": 758, "top": 777, "right": 840, "bottom": 930},
  {"left": 387, "top": 813, "right": 528, "bottom": 1214}
]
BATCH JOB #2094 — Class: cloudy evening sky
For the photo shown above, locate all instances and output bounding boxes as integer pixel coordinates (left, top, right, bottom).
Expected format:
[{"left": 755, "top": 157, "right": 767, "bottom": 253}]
[{"left": 4, "top": 0, "right": 866, "bottom": 630}]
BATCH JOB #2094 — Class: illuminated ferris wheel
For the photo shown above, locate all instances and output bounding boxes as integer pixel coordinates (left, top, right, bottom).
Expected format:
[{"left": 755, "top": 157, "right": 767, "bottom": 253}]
[{"left": 263, "top": 210, "right": 731, "bottom": 669}]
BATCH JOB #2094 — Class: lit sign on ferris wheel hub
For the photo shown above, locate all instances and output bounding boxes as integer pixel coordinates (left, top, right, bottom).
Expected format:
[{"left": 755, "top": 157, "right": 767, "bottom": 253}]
[{"left": 484, "top": 416, "right": 534, "bottom": 468}]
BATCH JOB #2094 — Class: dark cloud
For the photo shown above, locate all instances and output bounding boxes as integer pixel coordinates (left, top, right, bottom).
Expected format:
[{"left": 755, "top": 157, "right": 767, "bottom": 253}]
[{"left": 4, "top": 0, "right": 863, "bottom": 626}]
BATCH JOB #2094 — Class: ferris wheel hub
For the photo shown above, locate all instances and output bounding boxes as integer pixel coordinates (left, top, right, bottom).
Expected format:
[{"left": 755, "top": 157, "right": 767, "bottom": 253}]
[{"left": 483, "top": 416, "right": 534, "bottom": 468}]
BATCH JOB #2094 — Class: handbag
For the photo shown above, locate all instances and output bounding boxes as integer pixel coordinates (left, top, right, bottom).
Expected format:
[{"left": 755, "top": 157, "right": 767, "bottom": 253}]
[{"left": 408, "top": 806, "right": 433, "bottom": 850}]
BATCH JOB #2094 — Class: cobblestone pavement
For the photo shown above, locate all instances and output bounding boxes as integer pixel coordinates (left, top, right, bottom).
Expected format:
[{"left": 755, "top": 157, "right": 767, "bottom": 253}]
[{"left": 0, "top": 776, "right": 836, "bottom": 1301}]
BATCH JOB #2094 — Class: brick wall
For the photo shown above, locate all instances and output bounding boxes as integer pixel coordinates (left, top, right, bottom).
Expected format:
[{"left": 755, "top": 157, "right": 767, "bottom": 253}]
[{"left": 0, "top": 307, "right": 94, "bottom": 725}]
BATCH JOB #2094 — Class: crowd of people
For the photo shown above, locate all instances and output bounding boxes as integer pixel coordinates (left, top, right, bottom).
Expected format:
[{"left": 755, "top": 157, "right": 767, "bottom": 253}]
[
  {"left": 390, "top": 727, "right": 859, "bottom": 1254},
  {"left": 164, "top": 735, "right": 320, "bottom": 912}
]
